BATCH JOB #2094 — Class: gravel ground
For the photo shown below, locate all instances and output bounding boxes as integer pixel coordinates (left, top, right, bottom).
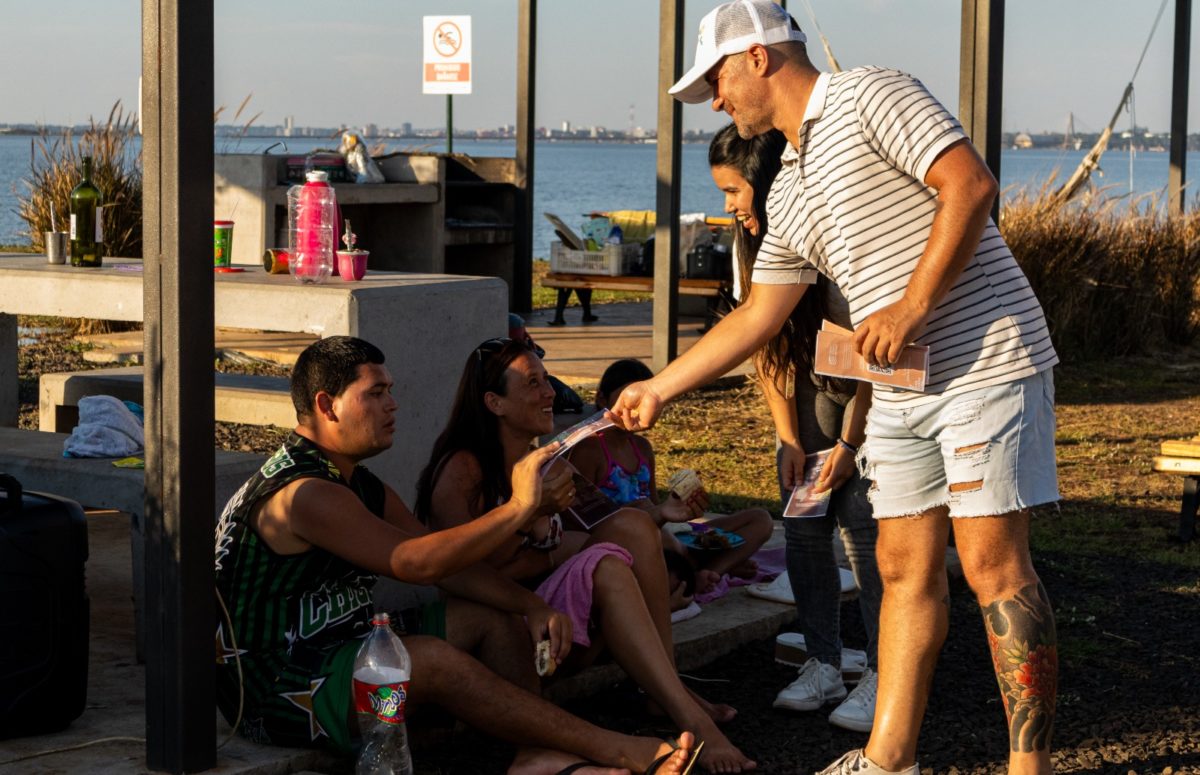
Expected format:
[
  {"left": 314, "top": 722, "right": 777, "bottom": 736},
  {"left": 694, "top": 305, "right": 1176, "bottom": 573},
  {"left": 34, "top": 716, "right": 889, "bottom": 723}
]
[
  {"left": 14, "top": 319, "right": 1200, "bottom": 774},
  {"left": 410, "top": 545, "right": 1200, "bottom": 775}
]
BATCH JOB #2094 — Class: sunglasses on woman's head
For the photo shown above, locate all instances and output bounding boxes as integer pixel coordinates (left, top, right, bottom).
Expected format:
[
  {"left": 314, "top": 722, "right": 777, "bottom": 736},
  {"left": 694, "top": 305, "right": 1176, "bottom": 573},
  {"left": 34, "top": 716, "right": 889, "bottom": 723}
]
[
  {"left": 474, "top": 337, "right": 511, "bottom": 363},
  {"left": 474, "top": 337, "right": 513, "bottom": 383}
]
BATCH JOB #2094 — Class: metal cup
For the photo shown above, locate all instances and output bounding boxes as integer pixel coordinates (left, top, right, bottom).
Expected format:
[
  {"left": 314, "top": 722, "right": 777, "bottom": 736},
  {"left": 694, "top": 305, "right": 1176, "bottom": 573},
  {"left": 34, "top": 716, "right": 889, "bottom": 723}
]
[{"left": 45, "top": 231, "right": 68, "bottom": 264}]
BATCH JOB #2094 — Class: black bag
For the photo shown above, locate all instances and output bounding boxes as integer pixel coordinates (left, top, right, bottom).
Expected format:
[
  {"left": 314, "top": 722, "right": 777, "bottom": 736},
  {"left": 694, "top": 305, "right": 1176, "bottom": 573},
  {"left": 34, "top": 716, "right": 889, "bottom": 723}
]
[
  {"left": 548, "top": 375, "right": 584, "bottom": 414},
  {"left": 0, "top": 474, "right": 89, "bottom": 737}
]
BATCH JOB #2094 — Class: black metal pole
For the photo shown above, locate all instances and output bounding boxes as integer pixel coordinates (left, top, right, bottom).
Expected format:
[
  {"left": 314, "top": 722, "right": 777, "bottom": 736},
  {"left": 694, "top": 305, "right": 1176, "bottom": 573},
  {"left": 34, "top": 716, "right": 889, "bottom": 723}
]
[
  {"left": 1169, "top": 0, "right": 1191, "bottom": 216},
  {"left": 142, "top": 0, "right": 216, "bottom": 770},
  {"left": 653, "top": 0, "right": 683, "bottom": 370},
  {"left": 514, "top": 0, "right": 537, "bottom": 313},
  {"left": 447, "top": 95, "right": 454, "bottom": 154},
  {"left": 959, "top": 0, "right": 1005, "bottom": 223}
]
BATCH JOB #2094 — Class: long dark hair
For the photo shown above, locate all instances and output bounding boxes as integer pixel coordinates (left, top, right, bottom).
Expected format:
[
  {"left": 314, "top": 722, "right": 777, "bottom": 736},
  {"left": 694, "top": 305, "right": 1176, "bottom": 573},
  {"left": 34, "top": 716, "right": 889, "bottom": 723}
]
[
  {"left": 414, "top": 337, "right": 536, "bottom": 521},
  {"left": 708, "top": 123, "right": 832, "bottom": 393}
]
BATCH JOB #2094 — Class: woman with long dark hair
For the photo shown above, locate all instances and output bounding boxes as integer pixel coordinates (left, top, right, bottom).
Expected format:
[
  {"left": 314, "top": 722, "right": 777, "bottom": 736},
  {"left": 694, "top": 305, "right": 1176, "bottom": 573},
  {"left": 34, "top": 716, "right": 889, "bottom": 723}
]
[
  {"left": 415, "top": 337, "right": 756, "bottom": 773},
  {"left": 709, "top": 123, "right": 884, "bottom": 734}
]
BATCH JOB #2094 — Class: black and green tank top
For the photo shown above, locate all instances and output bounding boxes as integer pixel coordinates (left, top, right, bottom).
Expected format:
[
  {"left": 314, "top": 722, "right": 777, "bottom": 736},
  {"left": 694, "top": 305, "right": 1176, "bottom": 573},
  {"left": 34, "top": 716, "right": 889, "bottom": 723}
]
[{"left": 214, "top": 433, "right": 386, "bottom": 662}]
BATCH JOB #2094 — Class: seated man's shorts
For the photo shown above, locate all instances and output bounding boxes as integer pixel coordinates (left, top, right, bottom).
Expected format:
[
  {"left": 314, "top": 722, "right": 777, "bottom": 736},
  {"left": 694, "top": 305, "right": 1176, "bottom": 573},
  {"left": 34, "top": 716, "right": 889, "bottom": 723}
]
[
  {"left": 217, "top": 601, "right": 446, "bottom": 756},
  {"left": 860, "top": 369, "right": 1059, "bottom": 519}
]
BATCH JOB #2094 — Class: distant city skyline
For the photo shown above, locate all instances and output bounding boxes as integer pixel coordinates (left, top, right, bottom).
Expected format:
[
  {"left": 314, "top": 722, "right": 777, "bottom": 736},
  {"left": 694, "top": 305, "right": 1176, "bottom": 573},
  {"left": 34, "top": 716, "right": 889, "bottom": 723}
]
[{"left": 1, "top": 1, "right": 1197, "bottom": 135}]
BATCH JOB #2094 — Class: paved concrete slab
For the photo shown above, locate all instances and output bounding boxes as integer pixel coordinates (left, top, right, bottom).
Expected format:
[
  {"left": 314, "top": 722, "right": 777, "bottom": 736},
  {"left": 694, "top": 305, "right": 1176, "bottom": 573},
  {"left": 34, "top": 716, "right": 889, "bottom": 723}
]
[
  {"left": 0, "top": 510, "right": 340, "bottom": 775},
  {"left": 79, "top": 330, "right": 318, "bottom": 367},
  {"left": 520, "top": 302, "right": 753, "bottom": 387}
]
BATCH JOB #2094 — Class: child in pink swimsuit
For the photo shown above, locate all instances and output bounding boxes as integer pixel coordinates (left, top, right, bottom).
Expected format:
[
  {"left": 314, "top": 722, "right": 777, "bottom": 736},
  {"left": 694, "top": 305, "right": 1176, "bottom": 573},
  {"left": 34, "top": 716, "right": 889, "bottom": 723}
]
[{"left": 570, "top": 359, "right": 774, "bottom": 605}]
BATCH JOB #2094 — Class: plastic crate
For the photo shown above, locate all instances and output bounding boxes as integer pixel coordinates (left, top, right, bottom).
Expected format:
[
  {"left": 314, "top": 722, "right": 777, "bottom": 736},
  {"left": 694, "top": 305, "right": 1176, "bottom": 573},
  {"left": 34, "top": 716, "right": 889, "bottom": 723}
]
[{"left": 550, "top": 241, "right": 642, "bottom": 276}]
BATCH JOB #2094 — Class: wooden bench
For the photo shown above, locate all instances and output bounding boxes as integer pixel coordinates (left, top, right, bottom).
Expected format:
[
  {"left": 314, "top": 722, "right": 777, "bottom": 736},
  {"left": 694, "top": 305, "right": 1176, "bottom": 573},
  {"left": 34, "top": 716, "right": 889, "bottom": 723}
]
[
  {"left": 0, "top": 426, "right": 264, "bottom": 658},
  {"left": 542, "top": 272, "right": 729, "bottom": 297},
  {"left": 542, "top": 272, "right": 733, "bottom": 329},
  {"left": 40, "top": 366, "right": 294, "bottom": 432},
  {"left": 1151, "top": 436, "right": 1200, "bottom": 541}
]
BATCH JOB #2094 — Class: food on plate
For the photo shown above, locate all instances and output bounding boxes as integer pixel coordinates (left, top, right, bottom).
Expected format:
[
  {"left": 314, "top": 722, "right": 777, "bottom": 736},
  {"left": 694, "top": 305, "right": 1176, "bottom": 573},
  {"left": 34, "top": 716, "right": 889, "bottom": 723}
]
[
  {"left": 535, "top": 639, "right": 556, "bottom": 677},
  {"left": 668, "top": 468, "right": 703, "bottom": 502}
]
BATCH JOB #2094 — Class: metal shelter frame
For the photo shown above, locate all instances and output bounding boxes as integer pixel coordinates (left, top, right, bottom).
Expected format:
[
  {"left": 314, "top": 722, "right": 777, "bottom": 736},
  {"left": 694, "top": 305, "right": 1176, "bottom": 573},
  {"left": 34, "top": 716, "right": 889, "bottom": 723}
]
[
  {"left": 138, "top": 1, "right": 540, "bottom": 770},
  {"left": 138, "top": 1, "right": 1189, "bottom": 770},
  {"left": 650, "top": 0, "right": 1193, "bottom": 367}
]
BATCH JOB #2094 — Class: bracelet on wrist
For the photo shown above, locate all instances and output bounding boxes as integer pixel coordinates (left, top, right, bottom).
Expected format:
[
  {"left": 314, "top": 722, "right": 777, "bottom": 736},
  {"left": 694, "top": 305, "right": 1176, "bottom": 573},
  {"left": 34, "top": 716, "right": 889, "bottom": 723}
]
[{"left": 836, "top": 437, "right": 858, "bottom": 454}]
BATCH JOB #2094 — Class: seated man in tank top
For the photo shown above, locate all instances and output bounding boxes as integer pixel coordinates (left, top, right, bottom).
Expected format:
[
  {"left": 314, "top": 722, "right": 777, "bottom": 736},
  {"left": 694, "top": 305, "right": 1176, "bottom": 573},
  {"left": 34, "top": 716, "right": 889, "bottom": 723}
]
[{"left": 213, "top": 335, "right": 699, "bottom": 774}]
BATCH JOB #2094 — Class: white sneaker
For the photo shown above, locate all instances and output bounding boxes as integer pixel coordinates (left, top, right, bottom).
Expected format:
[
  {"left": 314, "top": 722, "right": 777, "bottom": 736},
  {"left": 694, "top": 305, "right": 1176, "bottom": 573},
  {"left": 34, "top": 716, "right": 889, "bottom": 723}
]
[
  {"left": 828, "top": 668, "right": 876, "bottom": 732},
  {"left": 815, "top": 748, "right": 918, "bottom": 775},
  {"left": 773, "top": 657, "right": 846, "bottom": 712},
  {"left": 774, "top": 633, "right": 868, "bottom": 683}
]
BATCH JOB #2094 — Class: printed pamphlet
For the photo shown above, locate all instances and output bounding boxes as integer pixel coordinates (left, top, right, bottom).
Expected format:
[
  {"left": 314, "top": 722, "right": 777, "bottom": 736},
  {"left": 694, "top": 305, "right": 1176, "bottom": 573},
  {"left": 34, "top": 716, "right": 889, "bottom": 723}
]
[
  {"left": 783, "top": 448, "right": 834, "bottom": 519},
  {"left": 540, "top": 411, "right": 614, "bottom": 473},
  {"left": 813, "top": 321, "right": 930, "bottom": 391},
  {"left": 562, "top": 461, "right": 621, "bottom": 530}
]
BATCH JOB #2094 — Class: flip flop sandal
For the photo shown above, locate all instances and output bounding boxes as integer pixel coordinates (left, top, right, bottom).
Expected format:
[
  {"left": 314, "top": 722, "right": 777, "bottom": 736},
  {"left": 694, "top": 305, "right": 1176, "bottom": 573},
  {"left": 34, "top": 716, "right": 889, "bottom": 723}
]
[{"left": 645, "top": 740, "right": 705, "bottom": 775}]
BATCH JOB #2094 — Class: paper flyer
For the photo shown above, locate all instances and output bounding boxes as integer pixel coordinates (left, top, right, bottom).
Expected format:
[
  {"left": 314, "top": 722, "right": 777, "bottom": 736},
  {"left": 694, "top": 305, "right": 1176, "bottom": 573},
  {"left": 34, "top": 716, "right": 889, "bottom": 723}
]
[
  {"left": 813, "top": 321, "right": 930, "bottom": 392},
  {"left": 783, "top": 448, "right": 834, "bottom": 518},
  {"left": 540, "top": 411, "right": 614, "bottom": 473},
  {"left": 562, "top": 462, "right": 621, "bottom": 530}
]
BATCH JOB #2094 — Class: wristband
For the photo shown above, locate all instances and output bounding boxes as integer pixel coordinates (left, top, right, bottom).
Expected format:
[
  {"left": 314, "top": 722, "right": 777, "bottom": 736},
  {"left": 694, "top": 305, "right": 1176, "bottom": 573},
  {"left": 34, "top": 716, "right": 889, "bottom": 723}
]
[{"left": 836, "top": 437, "right": 858, "bottom": 454}]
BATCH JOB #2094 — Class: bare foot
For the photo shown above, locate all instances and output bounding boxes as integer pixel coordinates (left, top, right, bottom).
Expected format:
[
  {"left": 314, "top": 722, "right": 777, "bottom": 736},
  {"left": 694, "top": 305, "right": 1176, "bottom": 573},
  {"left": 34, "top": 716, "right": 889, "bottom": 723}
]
[
  {"left": 695, "top": 569, "right": 722, "bottom": 595},
  {"left": 508, "top": 747, "right": 630, "bottom": 775},
  {"left": 727, "top": 559, "right": 759, "bottom": 580},
  {"left": 694, "top": 725, "right": 756, "bottom": 773},
  {"left": 687, "top": 686, "right": 737, "bottom": 724}
]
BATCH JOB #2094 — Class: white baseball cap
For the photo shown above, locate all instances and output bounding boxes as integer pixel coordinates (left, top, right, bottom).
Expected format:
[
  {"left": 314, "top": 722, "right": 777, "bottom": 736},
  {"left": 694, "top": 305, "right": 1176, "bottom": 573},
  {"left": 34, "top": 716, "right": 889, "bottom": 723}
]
[{"left": 669, "top": 0, "right": 806, "bottom": 104}]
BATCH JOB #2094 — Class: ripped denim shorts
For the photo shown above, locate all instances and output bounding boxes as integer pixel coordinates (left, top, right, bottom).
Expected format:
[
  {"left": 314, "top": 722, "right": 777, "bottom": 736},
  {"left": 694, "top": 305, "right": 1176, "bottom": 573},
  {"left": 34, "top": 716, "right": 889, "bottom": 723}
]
[{"left": 859, "top": 369, "right": 1060, "bottom": 519}]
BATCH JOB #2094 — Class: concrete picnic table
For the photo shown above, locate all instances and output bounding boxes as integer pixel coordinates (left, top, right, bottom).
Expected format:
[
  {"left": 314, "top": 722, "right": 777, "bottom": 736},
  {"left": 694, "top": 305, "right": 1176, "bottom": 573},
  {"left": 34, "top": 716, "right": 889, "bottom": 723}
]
[{"left": 0, "top": 253, "right": 506, "bottom": 500}]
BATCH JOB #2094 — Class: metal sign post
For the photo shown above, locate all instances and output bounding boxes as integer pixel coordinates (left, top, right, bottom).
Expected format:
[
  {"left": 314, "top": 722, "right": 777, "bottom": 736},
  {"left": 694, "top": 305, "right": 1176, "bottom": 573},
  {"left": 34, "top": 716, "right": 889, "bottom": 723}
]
[{"left": 423, "top": 15, "right": 472, "bottom": 153}]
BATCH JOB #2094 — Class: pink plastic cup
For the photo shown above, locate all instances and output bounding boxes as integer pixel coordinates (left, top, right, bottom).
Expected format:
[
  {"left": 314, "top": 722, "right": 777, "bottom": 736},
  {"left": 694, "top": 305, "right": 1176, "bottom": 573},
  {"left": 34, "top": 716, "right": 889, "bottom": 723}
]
[{"left": 336, "top": 249, "right": 368, "bottom": 281}]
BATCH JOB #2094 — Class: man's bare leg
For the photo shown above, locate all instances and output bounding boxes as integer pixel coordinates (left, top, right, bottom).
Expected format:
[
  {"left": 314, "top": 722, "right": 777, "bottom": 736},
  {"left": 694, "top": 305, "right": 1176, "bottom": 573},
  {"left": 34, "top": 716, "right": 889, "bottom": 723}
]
[
  {"left": 444, "top": 597, "right": 538, "bottom": 692},
  {"left": 954, "top": 511, "right": 1056, "bottom": 775},
  {"left": 510, "top": 732, "right": 696, "bottom": 775},
  {"left": 863, "top": 508, "right": 951, "bottom": 771},
  {"left": 398, "top": 634, "right": 694, "bottom": 773}
]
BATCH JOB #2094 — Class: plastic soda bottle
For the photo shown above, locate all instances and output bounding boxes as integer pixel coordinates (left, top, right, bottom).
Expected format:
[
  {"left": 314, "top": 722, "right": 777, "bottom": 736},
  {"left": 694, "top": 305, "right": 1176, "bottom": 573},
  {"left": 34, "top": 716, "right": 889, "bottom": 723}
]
[
  {"left": 352, "top": 613, "right": 413, "bottom": 775},
  {"left": 287, "top": 170, "right": 336, "bottom": 284}
]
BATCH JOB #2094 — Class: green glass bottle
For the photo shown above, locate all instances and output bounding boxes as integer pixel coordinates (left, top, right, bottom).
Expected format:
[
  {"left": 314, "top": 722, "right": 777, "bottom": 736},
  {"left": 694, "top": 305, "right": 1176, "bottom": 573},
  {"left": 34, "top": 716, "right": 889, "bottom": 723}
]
[{"left": 69, "top": 156, "right": 103, "bottom": 267}]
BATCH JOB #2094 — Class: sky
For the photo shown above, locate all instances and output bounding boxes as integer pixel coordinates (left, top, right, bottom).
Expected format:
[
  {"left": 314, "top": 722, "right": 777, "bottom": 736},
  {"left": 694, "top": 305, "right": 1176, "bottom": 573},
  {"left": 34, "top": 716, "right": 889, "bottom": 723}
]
[{"left": 1, "top": 0, "right": 1198, "bottom": 135}]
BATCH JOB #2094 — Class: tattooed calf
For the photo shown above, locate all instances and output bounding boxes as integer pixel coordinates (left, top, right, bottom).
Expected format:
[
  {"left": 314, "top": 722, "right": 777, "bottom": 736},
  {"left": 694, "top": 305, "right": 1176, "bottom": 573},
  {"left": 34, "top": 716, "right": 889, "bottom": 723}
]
[{"left": 981, "top": 581, "right": 1058, "bottom": 753}]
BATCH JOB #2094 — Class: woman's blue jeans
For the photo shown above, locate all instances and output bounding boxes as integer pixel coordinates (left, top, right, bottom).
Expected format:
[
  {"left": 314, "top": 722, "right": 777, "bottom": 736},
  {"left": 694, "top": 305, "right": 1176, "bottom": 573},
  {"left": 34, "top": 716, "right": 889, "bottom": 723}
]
[{"left": 779, "top": 378, "right": 883, "bottom": 670}]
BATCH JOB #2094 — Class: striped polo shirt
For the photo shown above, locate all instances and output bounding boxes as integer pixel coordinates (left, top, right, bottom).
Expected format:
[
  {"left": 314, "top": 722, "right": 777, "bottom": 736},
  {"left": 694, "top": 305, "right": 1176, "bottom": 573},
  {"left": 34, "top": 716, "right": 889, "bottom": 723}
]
[{"left": 752, "top": 67, "right": 1058, "bottom": 406}]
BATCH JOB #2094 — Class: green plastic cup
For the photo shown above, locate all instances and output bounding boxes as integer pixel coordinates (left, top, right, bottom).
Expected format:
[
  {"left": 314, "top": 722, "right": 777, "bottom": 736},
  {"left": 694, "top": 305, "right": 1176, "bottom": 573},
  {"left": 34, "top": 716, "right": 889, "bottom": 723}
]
[{"left": 214, "top": 220, "right": 234, "bottom": 268}]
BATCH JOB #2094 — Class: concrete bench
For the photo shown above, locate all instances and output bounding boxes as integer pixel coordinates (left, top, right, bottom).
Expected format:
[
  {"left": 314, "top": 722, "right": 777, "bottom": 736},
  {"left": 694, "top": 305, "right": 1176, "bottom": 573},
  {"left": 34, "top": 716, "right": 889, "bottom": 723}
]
[
  {"left": 40, "top": 366, "right": 294, "bottom": 432},
  {"left": 0, "top": 426, "right": 264, "bottom": 658},
  {"left": 1152, "top": 436, "right": 1200, "bottom": 542}
]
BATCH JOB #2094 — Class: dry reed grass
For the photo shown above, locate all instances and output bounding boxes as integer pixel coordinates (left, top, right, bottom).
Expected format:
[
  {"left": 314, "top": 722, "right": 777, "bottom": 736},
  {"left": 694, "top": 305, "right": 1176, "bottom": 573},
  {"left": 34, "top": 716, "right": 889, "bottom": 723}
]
[
  {"left": 17, "top": 102, "right": 142, "bottom": 260},
  {"left": 1001, "top": 187, "right": 1200, "bottom": 358},
  {"left": 17, "top": 103, "right": 144, "bottom": 334}
]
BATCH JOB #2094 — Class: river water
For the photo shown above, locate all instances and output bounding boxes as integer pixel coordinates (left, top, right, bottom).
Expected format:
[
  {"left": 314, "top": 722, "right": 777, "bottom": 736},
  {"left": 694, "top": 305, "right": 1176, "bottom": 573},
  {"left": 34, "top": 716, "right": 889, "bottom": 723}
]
[{"left": 1, "top": 134, "right": 1195, "bottom": 258}]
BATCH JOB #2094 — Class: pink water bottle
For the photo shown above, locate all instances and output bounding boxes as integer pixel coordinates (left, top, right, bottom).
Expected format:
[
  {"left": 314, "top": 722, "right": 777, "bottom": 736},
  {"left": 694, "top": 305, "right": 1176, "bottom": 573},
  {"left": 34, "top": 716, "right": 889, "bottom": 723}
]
[{"left": 287, "top": 171, "right": 337, "bottom": 284}]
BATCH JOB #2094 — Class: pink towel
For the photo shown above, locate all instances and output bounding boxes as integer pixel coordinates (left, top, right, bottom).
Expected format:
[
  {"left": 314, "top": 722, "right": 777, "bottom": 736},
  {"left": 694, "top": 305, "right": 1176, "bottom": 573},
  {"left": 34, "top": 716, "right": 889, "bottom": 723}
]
[
  {"left": 695, "top": 546, "right": 786, "bottom": 604},
  {"left": 535, "top": 542, "right": 632, "bottom": 647}
]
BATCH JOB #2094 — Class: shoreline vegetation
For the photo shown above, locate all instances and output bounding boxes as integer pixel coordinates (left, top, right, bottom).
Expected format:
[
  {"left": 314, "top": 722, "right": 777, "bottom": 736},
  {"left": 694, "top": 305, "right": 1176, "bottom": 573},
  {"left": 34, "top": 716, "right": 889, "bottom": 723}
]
[{"left": 10, "top": 192, "right": 1197, "bottom": 360}]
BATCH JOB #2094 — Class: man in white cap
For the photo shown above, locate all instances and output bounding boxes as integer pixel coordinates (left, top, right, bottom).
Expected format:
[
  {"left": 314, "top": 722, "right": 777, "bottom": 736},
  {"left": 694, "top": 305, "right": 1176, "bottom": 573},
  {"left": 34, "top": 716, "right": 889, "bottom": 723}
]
[{"left": 612, "top": 2, "right": 1060, "bottom": 774}]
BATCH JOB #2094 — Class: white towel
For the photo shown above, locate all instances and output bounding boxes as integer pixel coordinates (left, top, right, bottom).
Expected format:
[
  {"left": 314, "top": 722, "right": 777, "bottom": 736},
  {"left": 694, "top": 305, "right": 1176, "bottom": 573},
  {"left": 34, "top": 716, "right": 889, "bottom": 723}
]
[
  {"left": 63, "top": 395, "right": 145, "bottom": 459},
  {"left": 670, "top": 600, "right": 703, "bottom": 623}
]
